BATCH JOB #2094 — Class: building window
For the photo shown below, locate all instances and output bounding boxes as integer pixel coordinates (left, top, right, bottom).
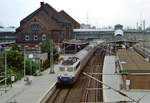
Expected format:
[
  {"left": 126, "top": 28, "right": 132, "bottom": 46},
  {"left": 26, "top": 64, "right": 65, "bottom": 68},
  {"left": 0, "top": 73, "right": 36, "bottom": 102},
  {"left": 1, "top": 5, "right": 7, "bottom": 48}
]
[
  {"left": 42, "top": 34, "right": 46, "bottom": 41},
  {"left": 31, "top": 24, "right": 40, "bottom": 32},
  {"left": 33, "top": 18, "right": 37, "bottom": 22},
  {"left": 25, "top": 35, "right": 29, "bottom": 41},
  {"left": 34, "top": 35, "right": 38, "bottom": 41}
]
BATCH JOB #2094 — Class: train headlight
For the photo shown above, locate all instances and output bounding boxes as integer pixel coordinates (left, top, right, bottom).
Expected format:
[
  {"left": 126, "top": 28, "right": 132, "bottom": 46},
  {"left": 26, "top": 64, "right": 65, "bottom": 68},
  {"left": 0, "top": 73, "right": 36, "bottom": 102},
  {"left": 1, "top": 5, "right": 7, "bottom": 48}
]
[{"left": 69, "top": 75, "right": 73, "bottom": 78}]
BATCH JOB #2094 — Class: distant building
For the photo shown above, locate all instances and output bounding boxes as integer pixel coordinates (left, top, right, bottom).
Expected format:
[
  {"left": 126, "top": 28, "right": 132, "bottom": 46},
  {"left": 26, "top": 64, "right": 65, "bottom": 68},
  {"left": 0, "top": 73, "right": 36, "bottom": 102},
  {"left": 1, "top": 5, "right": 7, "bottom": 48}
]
[
  {"left": 74, "top": 24, "right": 150, "bottom": 41},
  {"left": 80, "top": 24, "right": 92, "bottom": 29},
  {"left": 0, "top": 27, "right": 16, "bottom": 43},
  {"left": 114, "top": 24, "right": 124, "bottom": 36},
  {"left": 74, "top": 28, "right": 114, "bottom": 40}
]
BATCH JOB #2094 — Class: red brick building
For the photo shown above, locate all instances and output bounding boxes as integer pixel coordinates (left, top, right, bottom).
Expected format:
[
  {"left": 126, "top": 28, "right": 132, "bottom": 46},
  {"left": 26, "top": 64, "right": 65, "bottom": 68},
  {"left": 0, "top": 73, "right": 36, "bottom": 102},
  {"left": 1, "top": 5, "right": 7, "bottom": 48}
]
[
  {"left": 59, "top": 10, "right": 80, "bottom": 29},
  {"left": 16, "top": 2, "right": 80, "bottom": 45}
]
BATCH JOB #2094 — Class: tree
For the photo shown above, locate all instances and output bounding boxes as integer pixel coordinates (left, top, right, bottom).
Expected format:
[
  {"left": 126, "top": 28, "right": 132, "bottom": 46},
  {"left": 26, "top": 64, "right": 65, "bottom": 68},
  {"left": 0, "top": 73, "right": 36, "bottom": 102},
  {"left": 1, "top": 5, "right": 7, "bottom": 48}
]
[
  {"left": 41, "top": 40, "right": 52, "bottom": 53},
  {"left": 25, "top": 59, "right": 39, "bottom": 75},
  {"left": 11, "top": 44, "right": 21, "bottom": 51},
  {"left": 40, "top": 39, "right": 60, "bottom": 70},
  {"left": 7, "top": 49, "right": 24, "bottom": 70}
]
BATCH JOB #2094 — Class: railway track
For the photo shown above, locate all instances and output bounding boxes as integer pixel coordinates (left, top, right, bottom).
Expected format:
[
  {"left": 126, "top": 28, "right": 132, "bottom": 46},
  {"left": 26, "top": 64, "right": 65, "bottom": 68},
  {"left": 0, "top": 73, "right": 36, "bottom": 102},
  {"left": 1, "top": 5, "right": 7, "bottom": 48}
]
[
  {"left": 81, "top": 47, "right": 105, "bottom": 102},
  {"left": 47, "top": 47, "right": 106, "bottom": 103},
  {"left": 47, "top": 88, "right": 70, "bottom": 103}
]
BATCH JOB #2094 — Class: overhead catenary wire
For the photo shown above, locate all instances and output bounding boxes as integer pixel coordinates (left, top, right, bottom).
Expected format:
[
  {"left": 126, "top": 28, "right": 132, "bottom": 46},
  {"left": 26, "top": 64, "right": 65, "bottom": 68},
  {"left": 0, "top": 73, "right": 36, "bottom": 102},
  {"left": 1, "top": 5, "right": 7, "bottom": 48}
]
[{"left": 83, "top": 72, "right": 137, "bottom": 103}]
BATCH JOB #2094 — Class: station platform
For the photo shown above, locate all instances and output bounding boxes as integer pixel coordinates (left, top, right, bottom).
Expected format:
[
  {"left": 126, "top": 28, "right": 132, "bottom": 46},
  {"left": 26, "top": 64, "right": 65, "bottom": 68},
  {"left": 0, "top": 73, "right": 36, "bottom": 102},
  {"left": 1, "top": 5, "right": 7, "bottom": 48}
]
[
  {"left": 103, "top": 56, "right": 150, "bottom": 103},
  {"left": 118, "top": 49, "right": 150, "bottom": 73},
  {"left": 117, "top": 49, "right": 150, "bottom": 89},
  {"left": 0, "top": 67, "right": 58, "bottom": 103},
  {"left": 103, "top": 56, "right": 128, "bottom": 102}
]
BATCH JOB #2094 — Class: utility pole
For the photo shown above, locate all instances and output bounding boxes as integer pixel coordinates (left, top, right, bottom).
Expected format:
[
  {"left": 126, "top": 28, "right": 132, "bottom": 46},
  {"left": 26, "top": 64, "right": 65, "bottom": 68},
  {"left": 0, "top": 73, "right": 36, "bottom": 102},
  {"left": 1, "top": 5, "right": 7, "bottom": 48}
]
[
  {"left": 24, "top": 46, "right": 26, "bottom": 78},
  {"left": 143, "top": 20, "right": 145, "bottom": 48},
  {"left": 86, "top": 13, "right": 89, "bottom": 24},
  {"left": 38, "top": 45, "right": 41, "bottom": 73},
  {"left": 4, "top": 47, "right": 7, "bottom": 93},
  {"left": 49, "top": 39, "right": 54, "bottom": 73}
]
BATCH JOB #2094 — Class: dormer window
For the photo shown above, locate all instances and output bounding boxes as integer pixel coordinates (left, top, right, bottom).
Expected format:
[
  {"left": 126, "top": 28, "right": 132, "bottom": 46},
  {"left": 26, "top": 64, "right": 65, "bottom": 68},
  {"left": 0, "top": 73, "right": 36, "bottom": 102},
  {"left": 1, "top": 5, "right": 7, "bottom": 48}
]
[
  {"left": 25, "top": 35, "right": 30, "bottom": 41},
  {"left": 34, "top": 35, "right": 38, "bottom": 41}
]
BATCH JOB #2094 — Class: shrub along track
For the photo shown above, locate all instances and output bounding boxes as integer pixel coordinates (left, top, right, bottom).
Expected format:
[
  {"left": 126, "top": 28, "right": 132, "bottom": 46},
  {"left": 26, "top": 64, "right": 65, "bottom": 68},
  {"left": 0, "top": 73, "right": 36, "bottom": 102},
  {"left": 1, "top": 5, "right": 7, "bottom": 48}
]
[{"left": 47, "top": 46, "right": 106, "bottom": 103}]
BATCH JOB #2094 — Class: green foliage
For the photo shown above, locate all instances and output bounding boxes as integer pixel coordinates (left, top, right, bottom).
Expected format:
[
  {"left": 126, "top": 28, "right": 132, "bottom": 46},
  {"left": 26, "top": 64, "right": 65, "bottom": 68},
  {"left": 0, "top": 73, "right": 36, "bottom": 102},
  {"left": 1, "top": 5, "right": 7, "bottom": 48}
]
[
  {"left": 41, "top": 40, "right": 52, "bottom": 53},
  {"left": 7, "top": 49, "right": 24, "bottom": 70},
  {"left": 8, "top": 66, "right": 23, "bottom": 81},
  {"left": 0, "top": 52, "right": 4, "bottom": 69},
  {"left": 5, "top": 47, "right": 24, "bottom": 82},
  {"left": 41, "top": 39, "right": 60, "bottom": 68},
  {"left": 0, "top": 44, "right": 43, "bottom": 84},
  {"left": 25, "top": 59, "right": 39, "bottom": 75},
  {"left": 42, "top": 52, "right": 59, "bottom": 70},
  {"left": 11, "top": 44, "right": 21, "bottom": 51}
]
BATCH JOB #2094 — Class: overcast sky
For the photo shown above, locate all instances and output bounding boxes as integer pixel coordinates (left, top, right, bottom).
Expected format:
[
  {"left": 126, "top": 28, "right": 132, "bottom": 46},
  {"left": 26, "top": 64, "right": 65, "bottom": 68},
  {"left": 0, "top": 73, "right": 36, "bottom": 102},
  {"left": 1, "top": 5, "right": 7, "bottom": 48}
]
[{"left": 0, "top": 0, "right": 150, "bottom": 28}]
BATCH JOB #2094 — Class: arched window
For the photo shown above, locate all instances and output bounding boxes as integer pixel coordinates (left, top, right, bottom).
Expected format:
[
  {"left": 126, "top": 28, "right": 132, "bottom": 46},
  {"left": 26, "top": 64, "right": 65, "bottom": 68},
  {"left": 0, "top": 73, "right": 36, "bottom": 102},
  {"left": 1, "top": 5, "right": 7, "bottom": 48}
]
[
  {"left": 34, "top": 35, "right": 38, "bottom": 41},
  {"left": 25, "top": 35, "right": 30, "bottom": 41},
  {"left": 42, "top": 34, "right": 46, "bottom": 41}
]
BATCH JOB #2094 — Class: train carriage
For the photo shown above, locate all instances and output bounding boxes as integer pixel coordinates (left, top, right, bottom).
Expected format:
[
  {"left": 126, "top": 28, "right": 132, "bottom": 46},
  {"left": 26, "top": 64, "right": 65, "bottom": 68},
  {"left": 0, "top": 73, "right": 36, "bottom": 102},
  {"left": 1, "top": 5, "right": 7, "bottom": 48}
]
[{"left": 57, "top": 42, "right": 99, "bottom": 85}]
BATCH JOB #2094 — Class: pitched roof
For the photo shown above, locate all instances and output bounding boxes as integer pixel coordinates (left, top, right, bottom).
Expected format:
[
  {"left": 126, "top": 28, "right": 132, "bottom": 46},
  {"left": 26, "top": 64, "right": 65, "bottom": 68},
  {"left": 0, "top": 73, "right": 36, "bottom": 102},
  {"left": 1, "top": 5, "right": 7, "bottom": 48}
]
[
  {"left": 44, "top": 3, "right": 70, "bottom": 24},
  {"left": 59, "top": 10, "right": 80, "bottom": 27},
  {"left": 20, "top": 3, "right": 70, "bottom": 25}
]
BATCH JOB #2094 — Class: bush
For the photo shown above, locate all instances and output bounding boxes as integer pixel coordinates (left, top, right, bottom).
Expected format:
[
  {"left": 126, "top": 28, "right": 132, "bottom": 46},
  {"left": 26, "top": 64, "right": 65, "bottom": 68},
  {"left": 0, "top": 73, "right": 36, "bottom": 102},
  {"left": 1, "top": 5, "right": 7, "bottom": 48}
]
[
  {"left": 25, "top": 59, "right": 39, "bottom": 75},
  {"left": 7, "top": 67, "right": 23, "bottom": 84}
]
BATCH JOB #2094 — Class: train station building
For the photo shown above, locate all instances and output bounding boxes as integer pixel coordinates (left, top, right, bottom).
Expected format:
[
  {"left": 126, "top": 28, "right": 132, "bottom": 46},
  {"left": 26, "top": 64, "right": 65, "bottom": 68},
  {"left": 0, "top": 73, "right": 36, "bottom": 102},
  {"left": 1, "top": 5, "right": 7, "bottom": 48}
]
[
  {"left": 74, "top": 24, "right": 150, "bottom": 42},
  {"left": 16, "top": 2, "right": 80, "bottom": 45},
  {"left": 15, "top": 2, "right": 80, "bottom": 62},
  {"left": 0, "top": 27, "right": 16, "bottom": 43}
]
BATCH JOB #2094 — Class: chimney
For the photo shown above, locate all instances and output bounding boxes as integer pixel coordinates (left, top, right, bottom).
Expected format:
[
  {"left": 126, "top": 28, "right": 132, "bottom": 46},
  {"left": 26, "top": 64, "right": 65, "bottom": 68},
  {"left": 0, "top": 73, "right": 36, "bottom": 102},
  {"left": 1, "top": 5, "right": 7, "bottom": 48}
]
[{"left": 40, "top": 2, "right": 44, "bottom": 6}]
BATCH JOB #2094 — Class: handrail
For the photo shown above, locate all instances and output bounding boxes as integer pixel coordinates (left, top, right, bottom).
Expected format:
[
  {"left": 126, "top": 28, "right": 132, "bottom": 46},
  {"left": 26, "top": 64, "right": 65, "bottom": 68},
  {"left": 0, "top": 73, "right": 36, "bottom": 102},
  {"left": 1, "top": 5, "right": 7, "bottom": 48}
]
[{"left": 0, "top": 78, "right": 6, "bottom": 83}]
